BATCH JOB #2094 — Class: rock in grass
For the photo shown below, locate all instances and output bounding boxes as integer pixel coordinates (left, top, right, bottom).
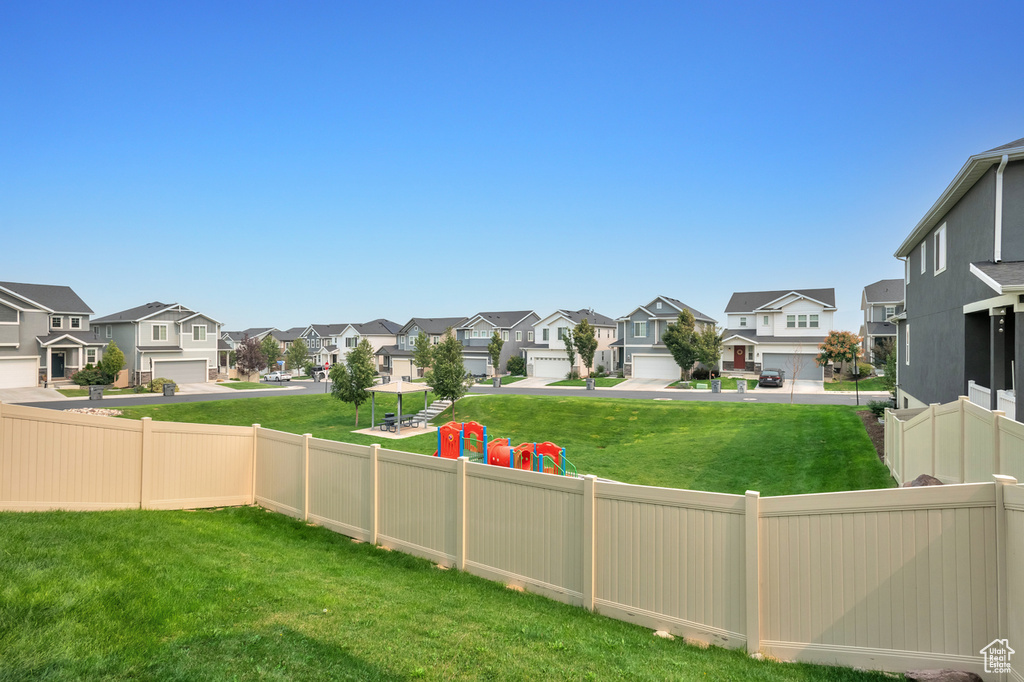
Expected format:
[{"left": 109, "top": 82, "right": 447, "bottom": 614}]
[
  {"left": 902, "top": 474, "right": 943, "bottom": 487},
  {"left": 904, "top": 670, "right": 982, "bottom": 681},
  {"left": 653, "top": 630, "right": 674, "bottom": 640}
]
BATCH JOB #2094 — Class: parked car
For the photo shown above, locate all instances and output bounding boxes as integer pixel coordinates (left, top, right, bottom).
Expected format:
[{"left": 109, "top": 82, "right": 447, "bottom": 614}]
[
  {"left": 264, "top": 371, "right": 291, "bottom": 382},
  {"left": 758, "top": 369, "right": 785, "bottom": 387}
]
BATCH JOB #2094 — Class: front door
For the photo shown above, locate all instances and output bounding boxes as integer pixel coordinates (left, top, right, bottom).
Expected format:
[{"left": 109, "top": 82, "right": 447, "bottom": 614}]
[
  {"left": 52, "top": 352, "right": 66, "bottom": 378},
  {"left": 733, "top": 346, "right": 745, "bottom": 370}
]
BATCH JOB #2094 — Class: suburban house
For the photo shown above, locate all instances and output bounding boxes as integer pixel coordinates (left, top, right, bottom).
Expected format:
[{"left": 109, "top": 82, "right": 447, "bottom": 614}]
[
  {"left": 274, "top": 327, "right": 306, "bottom": 353},
  {"left": 892, "top": 136, "right": 1024, "bottom": 419},
  {"left": 299, "top": 324, "right": 348, "bottom": 366},
  {"left": 612, "top": 296, "right": 716, "bottom": 380},
  {"left": 521, "top": 309, "right": 616, "bottom": 378},
  {"left": 91, "top": 302, "right": 221, "bottom": 385},
  {"left": 335, "top": 319, "right": 402, "bottom": 357},
  {"left": 375, "top": 317, "right": 467, "bottom": 378},
  {"left": 458, "top": 311, "right": 539, "bottom": 376},
  {"left": 220, "top": 327, "right": 277, "bottom": 349},
  {"left": 859, "top": 279, "right": 904, "bottom": 365},
  {"left": 719, "top": 288, "right": 836, "bottom": 381},
  {"left": 0, "top": 281, "right": 102, "bottom": 388}
]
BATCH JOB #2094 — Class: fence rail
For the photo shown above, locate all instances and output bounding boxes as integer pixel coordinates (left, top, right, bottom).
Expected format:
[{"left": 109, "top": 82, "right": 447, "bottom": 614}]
[
  {"left": 2, "top": 402, "right": 1021, "bottom": 680},
  {"left": 969, "top": 379, "right": 992, "bottom": 409}
]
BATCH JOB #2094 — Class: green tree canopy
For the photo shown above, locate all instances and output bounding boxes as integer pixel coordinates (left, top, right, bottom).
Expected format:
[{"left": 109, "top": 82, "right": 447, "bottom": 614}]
[
  {"left": 330, "top": 338, "right": 377, "bottom": 426},
  {"left": 661, "top": 310, "right": 698, "bottom": 380},
  {"left": 562, "top": 328, "right": 577, "bottom": 379},
  {"left": 413, "top": 332, "right": 433, "bottom": 375},
  {"left": 573, "top": 319, "right": 598, "bottom": 377},
  {"left": 425, "top": 329, "right": 469, "bottom": 419},
  {"left": 261, "top": 335, "right": 282, "bottom": 372},
  {"left": 694, "top": 323, "right": 724, "bottom": 378},
  {"left": 487, "top": 331, "right": 504, "bottom": 377},
  {"left": 815, "top": 331, "right": 861, "bottom": 367},
  {"left": 285, "top": 337, "right": 308, "bottom": 373},
  {"left": 98, "top": 341, "right": 125, "bottom": 384}
]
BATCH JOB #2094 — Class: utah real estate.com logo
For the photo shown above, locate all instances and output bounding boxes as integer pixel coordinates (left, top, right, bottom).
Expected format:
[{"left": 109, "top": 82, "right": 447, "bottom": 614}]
[{"left": 981, "top": 638, "right": 1015, "bottom": 675}]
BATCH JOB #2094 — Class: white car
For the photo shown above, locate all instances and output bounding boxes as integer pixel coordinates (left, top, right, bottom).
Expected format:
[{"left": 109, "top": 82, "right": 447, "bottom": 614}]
[{"left": 264, "top": 371, "right": 290, "bottom": 382}]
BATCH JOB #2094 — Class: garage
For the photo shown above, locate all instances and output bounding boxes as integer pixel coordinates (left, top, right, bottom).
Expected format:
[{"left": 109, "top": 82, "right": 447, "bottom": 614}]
[
  {"left": 632, "top": 354, "right": 681, "bottom": 381},
  {"left": 463, "top": 356, "right": 488, "bottom": 376},
  {"left": 530, "top": 354, "right": 571, "bottom": 378},
  {"left": 0, "top": 358, "right": 38, "bottom": 389},
  {"left": 152, "top": 359, "right": 208, "bottom": 384},
  {"left": 761, "top": 353, "right": 822, "bottom": 381}
]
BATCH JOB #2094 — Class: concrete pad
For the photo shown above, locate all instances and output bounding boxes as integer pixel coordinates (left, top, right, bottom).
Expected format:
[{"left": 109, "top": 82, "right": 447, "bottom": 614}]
[
  {"left": 351, "top": 424, "right": 438, "bottom": 440},
  {"left": 609, "top": 378, "right": 672, "bottom": 391},
  {"left": 0, "top": 386, "right": 67, "bottom": 403},
  {"left": 509, "top": 377, "right": 556, "bottom": 388}
]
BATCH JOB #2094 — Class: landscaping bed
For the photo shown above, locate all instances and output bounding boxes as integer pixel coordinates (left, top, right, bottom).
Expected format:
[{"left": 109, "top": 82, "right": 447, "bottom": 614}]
[{"left": 546, "top": 377, "right": 625, "bottom": 387}]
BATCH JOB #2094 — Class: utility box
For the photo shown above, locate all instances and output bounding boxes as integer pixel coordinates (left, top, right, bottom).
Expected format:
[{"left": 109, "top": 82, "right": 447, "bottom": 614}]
[{"left": 89, "top": 386, "right": 104, "bottom": 400}]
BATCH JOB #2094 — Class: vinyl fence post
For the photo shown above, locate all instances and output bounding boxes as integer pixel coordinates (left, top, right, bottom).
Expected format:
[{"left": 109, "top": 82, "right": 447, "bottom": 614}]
[
  {"left": 302, "top": 433, "right": 312, "bottom": 522},
  {"left": 899, "top": 417, "right": 907, "bottom": 486},
  {"left": 251, "top": 424, "right": 260, "bottom": 505},
  {"left": 582, "top": 474, "right": 597, "bottom": 611},
  {"left": 369, "top": 444, "right": 380, "bottom": 545},
  {"left": 994, "top": 474, "right": 1017, "bottom": 647},
  {"left": 929, "top": 403, "right": 938, "bottom": 477},
  {"left": 140, "top": 417, "right": 153, "bottom": 509},
  {"left": 745, "top": 490, "right": 761, "bottom": 655},
  {"left": 456, "top": 456, "right": 468, "bottom": 570},
  {"left": 993, "top": 411, "right": 1006, "bottom": 476},
  {"left": 959, "top": 396, "right": 968, "bottom": 484}
]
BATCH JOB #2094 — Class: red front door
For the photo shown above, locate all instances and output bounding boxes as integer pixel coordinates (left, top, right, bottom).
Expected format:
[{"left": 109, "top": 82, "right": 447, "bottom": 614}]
[{"left": 733, "top": 346, "right": 745, "bottom": 369}]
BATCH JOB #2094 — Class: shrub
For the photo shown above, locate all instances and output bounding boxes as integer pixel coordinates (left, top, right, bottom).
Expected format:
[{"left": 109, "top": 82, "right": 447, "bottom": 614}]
[
  {"left": 505, "top": 356, "right": 526, "bottom": 376},
  {"left": 867, "top": 400, "right": 889, "bottom": 418},
  {"left": 617, "top": 370, "right": 624, "bottom": 378},
  {"left": 858, "top": 362, "right": 874, "bottom": 378},
  {"left": 72, "top": 365, "right": 106, "bottom": 386},
  {"left": 147, "top": 377, "right": 177, "bottom": 393},
  {"left": 692, "top": 367, "right": 710, "bottom": 380}
]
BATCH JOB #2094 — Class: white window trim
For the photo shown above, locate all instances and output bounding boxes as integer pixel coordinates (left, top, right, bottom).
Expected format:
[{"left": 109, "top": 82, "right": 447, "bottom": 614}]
[
  {"left": 192, "top": 324, "right": 207, "bottom": 342},
  {"left": 105, "top": 325, "right": 112, "bottom": 339},
  {"left": 762, "top": 315, "right": 769, "bottom": 326},
  {"left": 528, "top": 331, "right": 534, "bottom": 342},
  {"left": 905, "top": 324, "right": 910, "bottom": 365},
  {"left": 70, "top": 317, "right": 81, "bottom": 329},
  {"left": 905, "top": 259, "right": 910, "bottom": 285},
  {"left": 934, "top": 223, "right": 947, "bottom": 275},
  {"left": 809, "top": 314, "right": 819, "bottom": 328},
  {"left": 515, "top": 331, "right": 522, "bottom": 342},
  {"left": 633, "top": 321, "right": 647, "bottom": 338},
  {"left": 86, "top": 348, "right": 98, "bottom": 364},
  {"left": 739, "top": 317, "right": 747, "bottom": 327},
  {"left": 51, "top": 316, "right": 63, "bottom": 329},
  {"left": 885, "top": 306, "right": 896, "bottom": 319},
  {"left": 502, "top": 330, "right": 509, "bottom": 341},
  {"left": 152, "top": 324, "right": 168, "bottom": 341},
  {"left": 920, "top": 241, "right": 927, "bottom": 275},
  {"left": 786, "top": 315, "right": 796, "bottom": 328},
  {"left": 542, "top": 329, "right": 549, "bottom": 342}
]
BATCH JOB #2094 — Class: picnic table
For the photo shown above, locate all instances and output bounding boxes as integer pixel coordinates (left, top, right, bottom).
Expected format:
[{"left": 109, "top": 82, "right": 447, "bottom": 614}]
[{"left": 379, "top": 413, "right": 423, "bottom": 432}]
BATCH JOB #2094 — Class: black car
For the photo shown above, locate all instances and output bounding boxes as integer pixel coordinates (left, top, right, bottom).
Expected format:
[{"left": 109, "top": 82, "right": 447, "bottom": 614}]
[{"left": 758, "top": 368, "right": 785, "bottom": 387}]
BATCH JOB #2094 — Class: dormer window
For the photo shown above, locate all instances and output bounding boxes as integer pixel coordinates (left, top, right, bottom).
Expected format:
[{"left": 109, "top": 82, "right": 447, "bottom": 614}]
[{"left": 51, "top": 316, "right": 62, "bottom": 329}]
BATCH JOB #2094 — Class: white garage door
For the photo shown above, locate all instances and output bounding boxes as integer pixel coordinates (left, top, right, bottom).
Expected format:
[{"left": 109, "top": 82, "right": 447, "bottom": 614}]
[
  {"left": 153, "top": 359, "right": 208, "bottom": 384},
  {"left": 761, "top": 353, "right": 822, "bottom": 381},
  {"left": 464, "top": 357, "right": 487, "bottom": 376},
  {"left": 531, "top": 355, "right": 571, "bottom": 378},
  {"left": 632, "top": 355, "right": 680, "bottom": 380},
  {"left": 0, "top": 358, "right": 38, "bottom": 388}
]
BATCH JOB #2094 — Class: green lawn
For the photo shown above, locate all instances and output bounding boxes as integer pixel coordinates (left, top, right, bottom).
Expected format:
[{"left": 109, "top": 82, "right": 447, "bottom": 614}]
[
  {"left": 118, "top": 394, "right": 894, "bottom": 496},
  {"left": 0, "top": 508, "right": 898, "bottom": 682},
  {"left": 824, "top": 377, "right": 888, "bottom": 391},
  {"left": 670, "top": 378, "right": 757, "bottom": 390},
  {"left": 56, "top": 387, "right": 144, "bottom": 398},
  {"left": 221, "top": 381, "right": 279, "bottom": 390},
  {"left": 547, "top": 377, "right": 626, "bottom": 387}
]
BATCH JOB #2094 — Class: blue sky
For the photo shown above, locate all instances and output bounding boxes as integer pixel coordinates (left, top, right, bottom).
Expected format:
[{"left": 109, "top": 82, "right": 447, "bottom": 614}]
[{"left": 2, "top": 2, "right": 1022, "bottom": 332}]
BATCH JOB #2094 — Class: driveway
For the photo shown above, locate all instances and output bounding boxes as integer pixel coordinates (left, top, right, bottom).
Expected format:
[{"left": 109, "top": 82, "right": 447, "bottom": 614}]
[
  {"left": 508, "top": 377, "right": 557, "bottom": 388},
  {"left": 609, "top": 378, "right": 672, "bottom": 391},
  {"left": 0, "top": 386, "right": 67, "bottom": 403}
]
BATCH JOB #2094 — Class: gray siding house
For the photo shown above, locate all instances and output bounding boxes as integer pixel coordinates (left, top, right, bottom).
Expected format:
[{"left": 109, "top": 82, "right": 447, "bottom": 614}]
[
  {"left": 613, "top": 296, "right": 716, "bottom": 380},
  {"left": 376, "top": 317, "right": 467, "bottom": 378},
  {"left": 92, "top": 302, "right": 221, "bottom": 385},
  {"left": 458, "top": 311, "right": 539, "bottom": 376},
  {"left": 894, "top": 136, "right": 1024, "bottom": 419},
  {"left": 859, "top": 279, "right": 904, "bottom": 365},
  {"left": 0, "top": 281, "right": 102, "bottom": 387}
]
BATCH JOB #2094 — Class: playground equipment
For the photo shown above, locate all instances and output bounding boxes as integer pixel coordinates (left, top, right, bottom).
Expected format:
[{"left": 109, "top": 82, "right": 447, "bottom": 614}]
[{"left": 433, "top": 421, "right": 577, "bottom": 477}]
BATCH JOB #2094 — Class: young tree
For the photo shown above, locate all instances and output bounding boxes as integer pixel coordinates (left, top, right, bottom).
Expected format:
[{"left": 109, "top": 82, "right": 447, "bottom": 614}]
[
  {"left": 260, "top": 334, "right": 282, "bottom": 373},
  {"left": 694, "top": 323, "right": 723, "bottom": 381},
  {"left": 873, "top": 337, "right": 895, "bottom": 367},
  {"left": 487, "top": 330, "right": 504, "bottom": 377},
  {"left": 413, "top": 332, "right": 433, "bottom": 376},
  {"left": 816, "top": 330, "right": 863, "bottom": 401},
  {"left": 573, "top": 319, "right": 598, "bottom": 378},
  {"left": 285, "top": 337, "right": 309, "bottom": 374},
  {"left": 98, "top": 341, "right": 125, "bottom": 384},
  {"left": 330, "top": 338, "right": 377, "bottom": 426},
  {"left": 235, "top": 336, "right": 267, "bottom": 381},
  {"left": 562, "top": 328, "right": 577, "bottom": 379},
  {"left": 425, "top": 329, "right": 469, "bottom": 419},
  {"left": 661, "top": 310, "right": 699, "bottom": 380},
  {"left": 882, "top": 350, "right": 897, "bottom": 398}
]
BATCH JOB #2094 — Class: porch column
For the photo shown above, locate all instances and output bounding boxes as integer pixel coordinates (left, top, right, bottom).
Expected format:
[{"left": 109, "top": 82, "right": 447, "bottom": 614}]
[
  {"left": 46, "top": 346, "right": 52, "bottom": 383},
  {"left": 991, "top": 307, "right": 1012, "bottom": 410}
]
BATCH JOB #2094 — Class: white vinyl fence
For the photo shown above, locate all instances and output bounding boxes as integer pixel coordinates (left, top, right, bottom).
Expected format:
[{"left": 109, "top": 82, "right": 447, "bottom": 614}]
[
  {"left": 2, "top": 402, "right": 1021, "bottom": 680},
  {"left": 969, "top": 380, "right": 992, "bottom": 409}
]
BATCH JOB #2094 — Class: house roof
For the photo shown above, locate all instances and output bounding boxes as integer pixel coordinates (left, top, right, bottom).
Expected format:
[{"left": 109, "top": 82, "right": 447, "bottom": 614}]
[
  {"left": 304, "top": 324, "right": 349, "bottom": 337},
  {"left": 35, "top": 331, "right": 105, "bottom": 347},
  {"left": 401, "top": 317, "right": 468, "bottom": 335},
  {"left": 865, "top": 321, "right": 897, "bottom": 337},
  {"left": 0, "top": 281, "right": 93, "bottom": 314},
  {"left": 461, "top": 311, "right": 536, "bottom": 329},
  {"left": 724, "top": 289, "right": 836, "bottom": 313},
  {"left": 375, "top": 345, "right": 413, "bottom": 358},
  {"left": 274, "top": 327, "right": 306, "bottom": 342},
  {"left": 970, "top": 260, "right": 1024, "bottom": 294},
  {"left": 896, "top": 137, "right": 1024, "bottom": 257},
  {"left": 136, "top": 345, "right": 184, "bottom": 352},
  {"left": 547, "top": 308, "right": 616, "bottom": 327},
  {"left": 721, "top": 329, "right": 828, "bottom": 345},
  {"left": 353, "top": 318, "right": 403, "bottom": 335},
  {"left": 218, "top": 339, "right": 232, "bottom": 351},
  {"left": 863, "top": 279, "right": 905, "bottom": 304},
  {"left": 93, "top": 302, "right": 177, "bottom": 323},
  {"left": 617, "top": 297, "right": 716, "bottom": 324}
]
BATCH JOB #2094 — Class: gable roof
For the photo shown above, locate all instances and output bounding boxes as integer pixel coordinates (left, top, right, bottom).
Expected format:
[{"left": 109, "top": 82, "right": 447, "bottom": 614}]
[
  {"left": 303, "top": 324, "right": 349, "bottom": 337},
  {"left": 896, "top": 137, "right": 1024, "bottom": 257},
  {"left": 353, "top": 318, "right": 403, "bottom": 335},
  {"left": 274, "top": 326, "right": 306, "bottom": 342},
  {"left": 725, "top": 289, "right": 836, "bottom": 313},
  {"left": 461, "top": 311, "right": 537, "bottom": 329},
  {"left": 401, "top": 317, "right": 468, "bottom": 335},
  {"left": 93, "top": 301, "right": 178, "bottom": 323},
  {"left": 970, "top": 260, "right": 1024, "bottom": 294},
  {"left": 863, "top": 279, "right": 905, "bottom": 304},
  {"left": 618, "top": 297, "right": 716, "bottom": 324},
  {"left": 0, "top": 281, "right": 93, "bottom": 314}
]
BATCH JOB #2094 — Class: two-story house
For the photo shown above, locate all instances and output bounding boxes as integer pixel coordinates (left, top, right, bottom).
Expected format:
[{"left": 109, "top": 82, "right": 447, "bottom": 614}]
[
  {"left": 892, "top": 136, "right": 1024, "bottom": 418},
  {"left": 859, "top": 279, "right": 904, "bottom": 365},
  {"left": 613, "top": 296, "right": 716, "bottom": 380},
  {"left": 458, "top": 311, "right": 539, "bottom": 376},
  {"left": 91, "top": 301, "right": 221, "bottom": 386},
  {"left": 300, "top": 324, "right": 348, "bottom": 366},
  {"left": 375, "top": 317, "right": 467, "bottom": 378},
  {"left": 335, "top": 319, "right": 402, "bottom": 358},
  {"left": 220, "top": 327, "right": 277, "bottom": 349},
  {"left": 521, "top": 309, "right": 616, "bottom": 378},
  {"left": 719, "top": 288, "right": 836, "bottom": 381},
  {"left": 0, "top": 281, "right": 102, "bottom": 387}
]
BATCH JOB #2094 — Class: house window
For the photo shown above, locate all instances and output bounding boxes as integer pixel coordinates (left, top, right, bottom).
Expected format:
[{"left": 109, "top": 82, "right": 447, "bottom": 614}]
[
  {"left": 432, "top": 336, "right": 439, "bottom": 344},
  {"left": 502, "top": 331, "right": 509, "bottom": 341},
  {"left": 809, "top": 315, "right": 818, "bottom": 328},
  {"left": 152, "top": 324, "right": 167, "bottom": 341},
  {"left": 633, "top": 321, "right": 647, "bottom": 338},
  {"left": 557, "top": 327, "right": 568, "bottom": 340},
  {"left": 786, "top": 315, "right": 796, "bottom": 328},
  {"left": 528, "top": 331, "right": 534, "bottom": 342},
  {"left": 656, "top": 302, "right": 662, "bottom": 310},
  {"left": 516, "top": 331, "right": 522, "bottom": 342},
  {"left": 86, "top": 348, "right": 97, "bottom": 364},
  {"left": 105, "top": 325, "right": 112, "bottom": 339},
  {"left": 905, "top": 259, "right": 910, "bottom": 285},
  {"left": 345, "top": 337, "right": 358, "bottom": 348},
  {"left": 885, "top": 306, "right": 896, "bottom": 319},
  {"left": 542, "top": 329, "right": 549, "bottom": 342},
  {"left": 192, "top": 325, "right": 207, "bottom": 342},
  {"left": 934, "top": 223, "right": 947, "bottom": 274},
  {"left": 798, "top": 315, "right": 808, "bottom": 328},
  {"left": 762, "top": 316, "right": 768, "bottom": 326},
  {"left": 905, "top": 323, "right": 910, "bottom": 365},
  {"left": 739, "top": 317, "right": 747, "bottom": 327},
  {"left": 412, "top": 326, "right": 418, "bottom": 333},
  {"left": 70, "top": 317, "right": 81, "bottom": 329},
  {"left": 920, "top": 241, "right": 926, "bottom": 275},
  {"left": 51, "top": 316, "right": 62, "bottom": 329}
]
